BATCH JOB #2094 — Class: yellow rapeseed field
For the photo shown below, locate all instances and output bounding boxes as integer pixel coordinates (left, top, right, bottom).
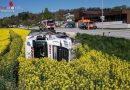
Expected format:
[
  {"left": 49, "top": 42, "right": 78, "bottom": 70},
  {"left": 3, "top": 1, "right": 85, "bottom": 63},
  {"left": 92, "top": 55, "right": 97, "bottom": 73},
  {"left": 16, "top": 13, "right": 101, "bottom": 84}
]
[
  {"left": 10, "top": 28, "right": 30, "bottom": 41},
  {"left": 10, "top": 28, "right": 30, "bottom": 56},
  {"left": 0, "top": 28, "right": 129, "bottom": 90},
  {"left": 11, "top": 29, "right": 129, "bottom": 90},
  {"left": 0, "top": 28, "right": 10, "bottom": 55}
]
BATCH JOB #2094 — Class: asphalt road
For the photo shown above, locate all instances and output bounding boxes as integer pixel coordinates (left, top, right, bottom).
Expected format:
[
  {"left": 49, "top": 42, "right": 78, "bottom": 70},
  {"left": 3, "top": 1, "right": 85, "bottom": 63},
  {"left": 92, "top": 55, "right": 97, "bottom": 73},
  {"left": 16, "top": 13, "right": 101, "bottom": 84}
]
[{"left": 55, "top": 28, "right": 130, "bottom": 39}]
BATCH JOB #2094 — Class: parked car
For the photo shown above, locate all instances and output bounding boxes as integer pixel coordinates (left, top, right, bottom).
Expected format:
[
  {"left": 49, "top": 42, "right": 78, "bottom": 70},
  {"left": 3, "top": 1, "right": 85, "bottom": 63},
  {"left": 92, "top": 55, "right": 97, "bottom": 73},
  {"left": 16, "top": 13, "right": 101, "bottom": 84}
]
[{"left": 65, "top": 21, "right": 75, "bottom": 28}]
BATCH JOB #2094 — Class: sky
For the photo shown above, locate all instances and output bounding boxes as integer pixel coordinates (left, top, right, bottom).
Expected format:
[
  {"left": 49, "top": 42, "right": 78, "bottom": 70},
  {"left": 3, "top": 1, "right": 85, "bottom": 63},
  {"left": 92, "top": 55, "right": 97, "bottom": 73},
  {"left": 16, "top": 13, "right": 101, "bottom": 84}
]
[{"left": 0, "top": 0, "right": 130, "bottom": 18}]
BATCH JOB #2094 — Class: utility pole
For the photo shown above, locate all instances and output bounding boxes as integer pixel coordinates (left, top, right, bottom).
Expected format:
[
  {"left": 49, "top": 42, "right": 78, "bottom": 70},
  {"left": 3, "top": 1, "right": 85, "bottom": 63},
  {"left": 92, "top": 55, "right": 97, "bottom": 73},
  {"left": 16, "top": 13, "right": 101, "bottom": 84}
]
[{"left": 101, "top": 0, "right": 104, "bottom": 30}]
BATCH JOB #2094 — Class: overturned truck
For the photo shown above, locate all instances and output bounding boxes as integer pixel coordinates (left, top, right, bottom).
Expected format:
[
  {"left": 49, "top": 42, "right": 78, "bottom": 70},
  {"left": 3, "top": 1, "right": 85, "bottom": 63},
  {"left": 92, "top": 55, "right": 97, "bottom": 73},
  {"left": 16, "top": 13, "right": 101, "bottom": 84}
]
[{"left": 25, "top": 30, "right": 72, "bottom": 61}]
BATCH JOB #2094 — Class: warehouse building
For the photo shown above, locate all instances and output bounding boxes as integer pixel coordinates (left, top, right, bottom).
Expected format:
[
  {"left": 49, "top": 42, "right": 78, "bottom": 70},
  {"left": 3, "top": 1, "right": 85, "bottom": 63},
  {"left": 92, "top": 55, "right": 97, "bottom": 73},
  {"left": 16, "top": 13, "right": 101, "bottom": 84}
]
[
  {"left": 74, "top": 9, "right": 130, "bottom": 28},
  {"left": 75, "top": 9, "right": 130, "bottom": 23}
]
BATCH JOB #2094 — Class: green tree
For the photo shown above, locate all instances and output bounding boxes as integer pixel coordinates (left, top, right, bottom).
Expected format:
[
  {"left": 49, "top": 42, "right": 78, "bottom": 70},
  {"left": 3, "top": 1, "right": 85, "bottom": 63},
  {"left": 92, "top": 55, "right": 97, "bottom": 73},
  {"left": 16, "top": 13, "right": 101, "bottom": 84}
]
[
  {"left": 43, "top": 8, "right": 53, "bottom": 19},
  {"left": 54, "top": 9, "right": 66, "bottom": 21}
]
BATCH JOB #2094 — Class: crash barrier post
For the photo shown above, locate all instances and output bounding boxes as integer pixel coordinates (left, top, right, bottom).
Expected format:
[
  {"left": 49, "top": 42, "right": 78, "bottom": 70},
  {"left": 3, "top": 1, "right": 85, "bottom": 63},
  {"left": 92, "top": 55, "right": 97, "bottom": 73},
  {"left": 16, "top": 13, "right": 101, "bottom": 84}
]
[{"left": 103, "top": 32, "right": 105, "bottom": 36}]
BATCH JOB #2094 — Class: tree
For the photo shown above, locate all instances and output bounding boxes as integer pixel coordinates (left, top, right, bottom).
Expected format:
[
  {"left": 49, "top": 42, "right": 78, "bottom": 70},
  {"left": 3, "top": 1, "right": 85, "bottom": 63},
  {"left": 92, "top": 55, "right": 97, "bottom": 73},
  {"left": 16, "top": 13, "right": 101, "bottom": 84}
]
[
  {"left": 112, "top": 5, "right": 128, "bottom": 11},
  {"left": 54, "top": 9, "right": 67, "bottom": 21},
  {"left": 87, "top": 7, "right": 101, "bottom": 11},
  {"left": 43, "top": 8, "right": 53, "bottom": 19},
  {"left": 0, "top": 19, "right": 2, "bottom": 28},
  {"left": 18, "top": 12, "right": 30, "bottom": 20}
]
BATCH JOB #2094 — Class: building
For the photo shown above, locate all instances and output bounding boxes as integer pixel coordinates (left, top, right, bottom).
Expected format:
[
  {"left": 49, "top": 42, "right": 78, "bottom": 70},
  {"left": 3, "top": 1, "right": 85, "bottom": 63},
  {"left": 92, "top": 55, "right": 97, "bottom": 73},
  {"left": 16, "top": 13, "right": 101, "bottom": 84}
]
[
  {"left": 74, "top": 9, "right": 130, "bottom": 24},
  {"left": 64, "top": 13, "right": 75, "bottom": 22}
]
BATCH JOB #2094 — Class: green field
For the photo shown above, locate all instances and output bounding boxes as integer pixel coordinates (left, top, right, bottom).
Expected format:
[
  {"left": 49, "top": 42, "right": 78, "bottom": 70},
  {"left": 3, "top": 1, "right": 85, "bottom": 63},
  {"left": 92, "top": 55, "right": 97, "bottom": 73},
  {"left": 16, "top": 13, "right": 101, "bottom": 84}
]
[
  {"left": 0, "top": 28, "right": 130, "bottom": 90},
  {"left": 76, "top": 33, "right": 130, "bottom": 61}
]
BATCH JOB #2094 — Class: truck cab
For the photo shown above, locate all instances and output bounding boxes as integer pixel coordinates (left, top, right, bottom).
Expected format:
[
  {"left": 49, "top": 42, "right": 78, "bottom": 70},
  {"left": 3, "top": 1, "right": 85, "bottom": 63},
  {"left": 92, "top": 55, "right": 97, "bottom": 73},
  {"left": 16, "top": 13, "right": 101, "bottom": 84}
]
[
  {"left": 40, "top": 19, "right": 55, "bottom": 30},
  {"left": 25, "top": 30, "right": 72, "bottom": 61}
]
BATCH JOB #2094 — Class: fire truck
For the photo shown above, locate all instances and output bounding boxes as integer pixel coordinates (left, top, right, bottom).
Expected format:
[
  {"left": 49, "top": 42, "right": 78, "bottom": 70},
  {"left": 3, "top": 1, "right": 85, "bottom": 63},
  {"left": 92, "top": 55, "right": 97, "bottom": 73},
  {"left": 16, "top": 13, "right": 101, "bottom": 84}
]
[
  {"left": 40, "top": 19, "right": 55, "bottom": 30},
  {"left": 25, "top": 30, "right": 72, "bottom": 61}
]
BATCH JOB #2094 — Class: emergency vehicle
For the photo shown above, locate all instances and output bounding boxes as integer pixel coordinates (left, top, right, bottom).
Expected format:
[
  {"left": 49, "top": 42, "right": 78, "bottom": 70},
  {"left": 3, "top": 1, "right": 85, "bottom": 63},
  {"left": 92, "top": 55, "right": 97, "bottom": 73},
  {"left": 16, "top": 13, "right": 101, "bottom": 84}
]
[
  {"left": 41, "top": 19, "right": 55, "bottom": 29},
  {"left": 25, "top": 30, "right": 72, "bottom": 61}
]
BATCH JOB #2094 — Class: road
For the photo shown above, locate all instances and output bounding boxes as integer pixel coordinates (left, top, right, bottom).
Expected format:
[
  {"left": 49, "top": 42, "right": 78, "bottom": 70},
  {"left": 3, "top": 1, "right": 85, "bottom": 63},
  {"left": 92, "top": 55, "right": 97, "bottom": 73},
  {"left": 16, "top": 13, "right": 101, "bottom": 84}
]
[{"left": 55, "top": 28, "right": 130, "bottom": 39}]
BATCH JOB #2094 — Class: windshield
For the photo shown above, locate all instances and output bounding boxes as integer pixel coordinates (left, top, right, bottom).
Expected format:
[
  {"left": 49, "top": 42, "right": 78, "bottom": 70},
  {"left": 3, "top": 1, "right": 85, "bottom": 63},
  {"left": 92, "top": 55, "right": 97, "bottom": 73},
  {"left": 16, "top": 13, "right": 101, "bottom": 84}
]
[
  {"left": 47, "top": 21, "right": 55, "bottom": 26},
  {"left": 47, "top": 21, "right": 54, "bottom": 23}
]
